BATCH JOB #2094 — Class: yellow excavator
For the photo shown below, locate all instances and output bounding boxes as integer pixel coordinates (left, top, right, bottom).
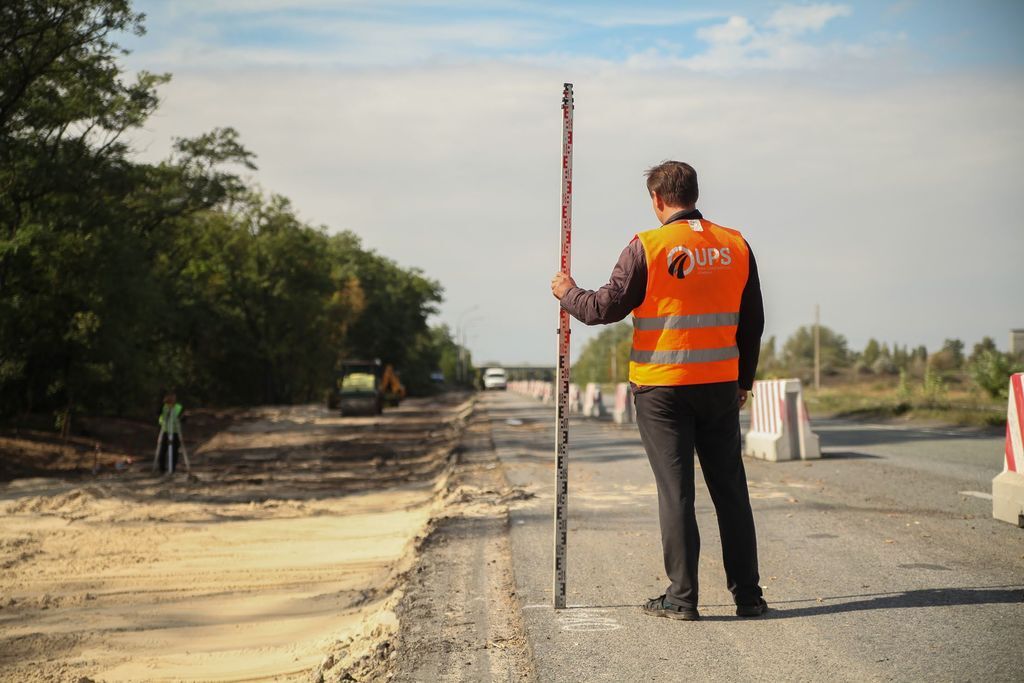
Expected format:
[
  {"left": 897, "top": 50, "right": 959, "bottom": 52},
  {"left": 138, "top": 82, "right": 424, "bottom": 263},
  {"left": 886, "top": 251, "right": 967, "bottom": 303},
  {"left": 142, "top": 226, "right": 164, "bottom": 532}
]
[
  {"left": 379, "top": 364, "right": 406, "bottom": 406},
  {"left": 327, "top": 359, "right": 405, "bottom": 415}
]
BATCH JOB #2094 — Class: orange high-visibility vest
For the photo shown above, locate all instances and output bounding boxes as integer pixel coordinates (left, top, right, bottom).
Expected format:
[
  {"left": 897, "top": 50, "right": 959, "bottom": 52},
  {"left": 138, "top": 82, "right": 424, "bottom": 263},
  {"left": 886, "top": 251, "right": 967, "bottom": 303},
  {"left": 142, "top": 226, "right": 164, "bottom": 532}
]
[{"left": 629, "top": 218, "right": 750, "bottom": 386}]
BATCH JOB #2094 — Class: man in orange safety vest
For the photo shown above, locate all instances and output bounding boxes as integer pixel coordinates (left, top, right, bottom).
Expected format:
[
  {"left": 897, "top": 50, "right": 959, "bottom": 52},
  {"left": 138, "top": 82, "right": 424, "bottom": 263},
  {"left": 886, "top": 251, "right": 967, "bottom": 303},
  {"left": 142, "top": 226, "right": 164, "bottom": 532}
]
[{"left": 551, "top": 160, "right": 767, "bottom": 621}]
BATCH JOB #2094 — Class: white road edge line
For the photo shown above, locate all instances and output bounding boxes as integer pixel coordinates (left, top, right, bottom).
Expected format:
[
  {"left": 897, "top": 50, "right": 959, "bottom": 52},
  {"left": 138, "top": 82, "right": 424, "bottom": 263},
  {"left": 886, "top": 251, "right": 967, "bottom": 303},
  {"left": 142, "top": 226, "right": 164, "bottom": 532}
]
[
  {"left": 958, "top": 490, "right": 993, "bottom": 500},
  {"left": 861, "top": 423, "right": 968, "bottom": 437}
]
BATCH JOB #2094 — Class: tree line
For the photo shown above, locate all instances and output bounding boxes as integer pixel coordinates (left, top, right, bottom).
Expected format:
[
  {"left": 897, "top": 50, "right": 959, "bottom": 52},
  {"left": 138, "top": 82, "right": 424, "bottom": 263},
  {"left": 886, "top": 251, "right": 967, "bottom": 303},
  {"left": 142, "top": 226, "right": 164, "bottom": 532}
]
[
  {"left": 0, "top": 1, "right": 468, "bottom": 426},
  {"left": 573, "top": 322, "right": 1022, "bottom": 401}
]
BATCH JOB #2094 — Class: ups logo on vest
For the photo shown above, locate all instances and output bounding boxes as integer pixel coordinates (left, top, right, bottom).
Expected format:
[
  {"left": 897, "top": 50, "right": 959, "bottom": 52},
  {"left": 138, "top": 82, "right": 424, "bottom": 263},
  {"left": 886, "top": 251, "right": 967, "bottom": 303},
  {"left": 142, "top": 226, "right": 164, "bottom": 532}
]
[{"left": 666, "top": 246, "right": 733, "bottom": 279}]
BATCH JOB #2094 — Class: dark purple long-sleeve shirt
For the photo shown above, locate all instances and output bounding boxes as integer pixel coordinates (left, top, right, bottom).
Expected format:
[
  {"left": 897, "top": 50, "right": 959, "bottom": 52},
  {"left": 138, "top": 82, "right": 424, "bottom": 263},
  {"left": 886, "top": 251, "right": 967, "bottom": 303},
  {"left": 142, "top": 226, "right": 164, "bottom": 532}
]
[{"left": 559, "top": 208, "right": 765, "bottom": 389}]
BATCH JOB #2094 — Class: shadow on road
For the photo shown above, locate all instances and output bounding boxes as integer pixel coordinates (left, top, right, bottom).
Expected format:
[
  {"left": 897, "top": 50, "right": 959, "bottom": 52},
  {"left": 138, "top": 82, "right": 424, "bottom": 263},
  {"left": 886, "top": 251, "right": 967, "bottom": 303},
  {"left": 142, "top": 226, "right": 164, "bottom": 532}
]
[
  {"left": 820, "top": 451, "right": 882, "bottom": 460},
  {"left": 813, "top": 423, "right": 1001, "bottom": 449},
  {"left": 767, "top": 584, "right": 1024, "bottom": 618},
  {"left": 565, "top": 585, "right": 1024, "bottom": 620}
]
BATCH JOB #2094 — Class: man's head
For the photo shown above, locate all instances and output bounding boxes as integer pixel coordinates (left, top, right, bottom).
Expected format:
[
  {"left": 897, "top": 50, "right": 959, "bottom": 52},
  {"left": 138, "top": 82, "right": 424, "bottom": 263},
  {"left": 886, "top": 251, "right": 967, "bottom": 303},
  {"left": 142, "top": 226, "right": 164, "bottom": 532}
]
[
  {"left": 164, "top": 391, "right": 176, "bottom": 405},
  {"left": 644, "top": 161, "right": 698, "bottom": 223}
]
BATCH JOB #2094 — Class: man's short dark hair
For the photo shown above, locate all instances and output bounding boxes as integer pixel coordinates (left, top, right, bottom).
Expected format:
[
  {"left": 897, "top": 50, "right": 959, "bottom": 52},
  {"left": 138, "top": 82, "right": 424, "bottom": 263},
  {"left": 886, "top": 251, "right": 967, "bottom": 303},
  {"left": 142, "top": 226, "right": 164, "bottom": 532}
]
[{"left": 644, "top": 161, "right": 698, "bottom": 207}]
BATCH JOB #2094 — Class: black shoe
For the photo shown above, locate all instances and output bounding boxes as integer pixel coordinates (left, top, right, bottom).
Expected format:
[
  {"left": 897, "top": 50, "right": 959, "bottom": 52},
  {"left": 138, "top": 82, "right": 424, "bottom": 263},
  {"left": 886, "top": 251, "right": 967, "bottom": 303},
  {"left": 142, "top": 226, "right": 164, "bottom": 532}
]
[
  {"left": 642, "top": 595, "right": 699, "bottom": 621},
  {"left": 736, "top": 598, "right": 768, "bottom": 617}
]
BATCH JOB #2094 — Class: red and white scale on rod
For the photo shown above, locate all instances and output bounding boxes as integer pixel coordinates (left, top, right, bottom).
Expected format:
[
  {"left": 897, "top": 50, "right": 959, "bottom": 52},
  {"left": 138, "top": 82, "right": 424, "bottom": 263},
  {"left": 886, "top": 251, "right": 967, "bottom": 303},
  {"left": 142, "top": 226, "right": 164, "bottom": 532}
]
[{"left": 554, "top": 82, "right": 573, "bottom": 609}]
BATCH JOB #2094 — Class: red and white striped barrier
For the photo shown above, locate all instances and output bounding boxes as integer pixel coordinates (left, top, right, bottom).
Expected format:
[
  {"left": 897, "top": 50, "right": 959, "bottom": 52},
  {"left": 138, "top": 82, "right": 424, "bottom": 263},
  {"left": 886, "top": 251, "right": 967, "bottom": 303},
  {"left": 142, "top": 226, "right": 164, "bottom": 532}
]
[
  {"left": 532, "top": 381, "right": 545, "bottom": 400},
  {"left": 744, "top": 378, "right": 820, "bottom": 461},
  {"left": 568, "top": 383, "right": 582, "bottom": 414},
  {"left": 612, "top": 382, "right": 634, "bottom": 425},
  {"left": 993, "top": 373, "right": 1024, "bottom": 526},
  {"left": 506, "top": 379, "right": 618, "bottom": 423}
]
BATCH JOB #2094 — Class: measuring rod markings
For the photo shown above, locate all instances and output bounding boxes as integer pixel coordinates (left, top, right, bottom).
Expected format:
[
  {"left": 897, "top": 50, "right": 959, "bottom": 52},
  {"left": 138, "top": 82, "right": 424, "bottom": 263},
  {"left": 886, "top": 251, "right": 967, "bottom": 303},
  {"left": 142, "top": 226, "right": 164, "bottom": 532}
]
[{"left": 554, "top": 82, "right": 573, "bottom": 610}]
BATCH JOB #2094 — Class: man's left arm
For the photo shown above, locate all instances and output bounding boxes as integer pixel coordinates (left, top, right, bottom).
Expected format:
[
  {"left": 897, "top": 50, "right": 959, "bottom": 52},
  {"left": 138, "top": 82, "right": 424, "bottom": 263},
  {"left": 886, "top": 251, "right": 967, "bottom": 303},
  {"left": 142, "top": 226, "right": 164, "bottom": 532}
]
[{"left": 736, "top": 240, "right": 765, "bottom": 392}]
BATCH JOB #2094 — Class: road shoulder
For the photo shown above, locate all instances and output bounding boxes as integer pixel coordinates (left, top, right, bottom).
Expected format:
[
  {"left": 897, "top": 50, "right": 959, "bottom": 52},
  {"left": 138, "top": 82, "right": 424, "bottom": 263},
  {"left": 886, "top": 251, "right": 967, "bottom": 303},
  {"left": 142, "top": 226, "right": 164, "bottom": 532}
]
[{"left": 392, "top": 404, "right": 538, "bottom": 682}]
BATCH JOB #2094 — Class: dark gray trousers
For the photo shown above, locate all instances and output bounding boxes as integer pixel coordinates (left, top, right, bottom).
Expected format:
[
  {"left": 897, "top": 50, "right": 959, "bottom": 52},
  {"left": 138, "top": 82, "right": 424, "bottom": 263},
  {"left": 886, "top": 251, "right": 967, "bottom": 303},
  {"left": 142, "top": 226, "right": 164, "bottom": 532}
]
[{"left": 633, "top": 381, "right": 762, "bottom": 609}]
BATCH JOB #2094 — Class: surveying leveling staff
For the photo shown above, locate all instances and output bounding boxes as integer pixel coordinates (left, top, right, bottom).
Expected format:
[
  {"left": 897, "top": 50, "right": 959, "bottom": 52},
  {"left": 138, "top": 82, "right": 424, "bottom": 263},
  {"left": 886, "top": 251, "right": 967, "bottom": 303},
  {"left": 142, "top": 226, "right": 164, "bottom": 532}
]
[{"left": 550, "top": 161, "right": 767, "bottom": 621}]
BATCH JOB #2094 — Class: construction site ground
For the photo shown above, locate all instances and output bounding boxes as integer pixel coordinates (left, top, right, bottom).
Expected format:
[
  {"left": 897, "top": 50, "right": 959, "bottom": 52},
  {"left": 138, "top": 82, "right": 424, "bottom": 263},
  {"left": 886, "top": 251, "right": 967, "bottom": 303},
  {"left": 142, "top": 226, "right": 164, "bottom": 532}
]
[
  {"left": 0, "top": 394, "right": 480, "bottom": 682},
  {"left": 3, "top": 389, "right": 1023, "bottom": 681}
]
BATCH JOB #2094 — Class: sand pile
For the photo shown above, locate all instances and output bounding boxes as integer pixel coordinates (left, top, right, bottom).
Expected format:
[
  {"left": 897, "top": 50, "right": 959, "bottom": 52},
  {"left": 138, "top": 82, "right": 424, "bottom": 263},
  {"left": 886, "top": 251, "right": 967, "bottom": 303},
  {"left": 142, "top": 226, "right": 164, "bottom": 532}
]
[{"left": 0, "top": 394, "right": 472, "bottom": 682}]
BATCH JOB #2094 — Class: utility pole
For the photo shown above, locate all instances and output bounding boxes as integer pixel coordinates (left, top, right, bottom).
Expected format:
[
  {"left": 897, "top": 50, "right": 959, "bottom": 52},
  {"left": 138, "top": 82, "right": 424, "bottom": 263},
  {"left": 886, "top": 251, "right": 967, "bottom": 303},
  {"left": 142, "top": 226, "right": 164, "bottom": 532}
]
[
  {"left": 456, "top": 305, "right": 478, "bottom": 387},
  {"left": 553, "top": 82, "right": 574, "bottom": 610},
  {"left": 457, "top": 333, "right": 464, "bottom": 385},
  {"left": 814, "top": 304, "right": 821, "bottom": 391}
]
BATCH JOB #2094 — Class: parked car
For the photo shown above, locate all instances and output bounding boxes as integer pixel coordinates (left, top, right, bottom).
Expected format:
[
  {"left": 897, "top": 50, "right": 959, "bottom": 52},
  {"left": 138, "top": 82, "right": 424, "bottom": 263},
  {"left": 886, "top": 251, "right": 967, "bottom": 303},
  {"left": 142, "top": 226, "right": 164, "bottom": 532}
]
[{"left": 482, "top": 367, "right": 508, "bottom": 390}]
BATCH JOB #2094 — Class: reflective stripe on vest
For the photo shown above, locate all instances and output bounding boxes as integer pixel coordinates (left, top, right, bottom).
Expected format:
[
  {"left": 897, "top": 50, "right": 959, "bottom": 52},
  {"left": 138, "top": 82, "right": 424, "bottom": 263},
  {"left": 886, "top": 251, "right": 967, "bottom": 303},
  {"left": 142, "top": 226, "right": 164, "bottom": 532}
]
[
  {"left": 629, "top": 218, "right": 749, "bottom": 386},
  {"left": 630, "top": 345, "right": 739, "bottom": 365},
  {"left": 632, "top": 312, "right": 739, "bottom": 332}
]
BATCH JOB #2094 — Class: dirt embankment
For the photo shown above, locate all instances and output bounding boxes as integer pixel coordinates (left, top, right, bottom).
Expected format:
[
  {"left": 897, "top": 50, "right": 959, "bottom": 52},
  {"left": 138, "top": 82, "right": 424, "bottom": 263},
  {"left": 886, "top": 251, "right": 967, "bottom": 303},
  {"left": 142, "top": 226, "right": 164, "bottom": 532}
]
[
  {"left": 0, "top": 393, "right": 473, "bottom": 682},
  {"left": 0, "top": 409, "right": 237, "bottom": 482}
]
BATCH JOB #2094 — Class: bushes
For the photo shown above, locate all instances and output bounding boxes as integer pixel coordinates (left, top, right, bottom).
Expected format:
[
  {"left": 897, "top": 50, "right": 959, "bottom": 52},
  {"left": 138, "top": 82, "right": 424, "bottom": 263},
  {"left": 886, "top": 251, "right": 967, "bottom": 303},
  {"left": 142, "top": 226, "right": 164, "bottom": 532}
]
[
  {"left": 571, "top": 323, "right": 631, "bottom": 384},
  {"left": 968, "top": 350, "right": 1023, "bottom": 400}
]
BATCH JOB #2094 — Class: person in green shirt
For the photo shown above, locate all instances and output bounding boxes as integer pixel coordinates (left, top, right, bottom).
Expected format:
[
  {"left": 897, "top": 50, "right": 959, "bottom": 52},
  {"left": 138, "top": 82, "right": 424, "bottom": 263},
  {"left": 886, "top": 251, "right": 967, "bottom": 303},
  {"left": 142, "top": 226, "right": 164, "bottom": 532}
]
[{"left": 157, "top": 391, "right": 184, "bottom": 474}]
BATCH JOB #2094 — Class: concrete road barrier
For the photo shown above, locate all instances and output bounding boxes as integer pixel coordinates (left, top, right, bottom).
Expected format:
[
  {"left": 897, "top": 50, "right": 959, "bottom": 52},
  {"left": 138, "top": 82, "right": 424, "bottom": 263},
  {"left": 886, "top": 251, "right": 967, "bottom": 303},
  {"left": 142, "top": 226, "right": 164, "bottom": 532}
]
[
  {"left": 541, "top": 382, "right": 554, "bottom": 404},
  {"left": 744, "top": 378, "right": 820, "bottom": 461},
  {"left": 568, "top": 383, "right": 582, "bottom": 414},
  {"left": 993, "top": 372, "right": 1024, "bottom": 527},
  {"left": 612, "top": 383, "right": 634, "bottom": 425},
  {"left": 533, "top": 381, "right": 547, "bottom": 401},
  {"left": 582, "top": 383, "right": 607, "bottom": 418}
]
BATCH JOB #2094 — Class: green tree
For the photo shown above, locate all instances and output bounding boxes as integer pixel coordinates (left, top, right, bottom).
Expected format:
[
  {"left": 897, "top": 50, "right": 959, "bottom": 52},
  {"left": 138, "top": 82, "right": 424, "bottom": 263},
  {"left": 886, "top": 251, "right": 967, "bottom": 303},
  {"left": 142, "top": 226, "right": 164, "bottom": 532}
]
[
  {"left": 871, "top": 342, "right": 896, "bottom": 375},
  {"left": 968, "top": 336, "right": 998, "bottom": 365},
  {"left": 433, "top": 325, "right": 472, "bottom": 387},
  {"left": 756, "top": 336, "right": 782, "bottom": 378},
  {"left": 921, "top": 360, "right": 948, "bottom": 407},
  {"left": 329, "top": 232, "right": 443, "bottom": 373},
  {"left": 782, "top": 325, "right": 850, "bottom": 375},
  {"left": 572, "top": 323, "right": 631, "bottom": 384},
  {"left": 930, "top": 338, "right": 965, "bottom": 373},
  {"left": 862, "top": 339, "right": 881, "bottom": 366},
  {"left": 0, "top": 3, "right": 259, "bottom": 418},
  {"left": 968, "top": 349, "right": 1023, "bottom": 400},
  {"left": 892, "top": 344, "right": 909, "bottom": 370},
  {"left": 0, "top": 0, "right": 450, "bottom": 424},
  {"left": 2, "top": 1, "right": 152, "bottom": 416}
]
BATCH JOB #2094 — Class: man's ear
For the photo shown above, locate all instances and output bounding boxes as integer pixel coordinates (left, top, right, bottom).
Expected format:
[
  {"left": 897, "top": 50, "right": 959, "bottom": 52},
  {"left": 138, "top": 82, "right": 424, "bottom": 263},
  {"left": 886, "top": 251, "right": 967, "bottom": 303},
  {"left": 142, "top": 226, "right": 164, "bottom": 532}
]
[{"left": 651, "top": 191, "right": 664, "bottom": 212}]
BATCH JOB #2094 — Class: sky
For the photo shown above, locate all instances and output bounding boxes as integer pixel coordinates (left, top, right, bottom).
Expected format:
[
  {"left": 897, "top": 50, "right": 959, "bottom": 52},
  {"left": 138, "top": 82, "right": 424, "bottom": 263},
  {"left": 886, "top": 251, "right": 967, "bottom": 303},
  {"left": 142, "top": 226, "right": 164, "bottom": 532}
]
[{"left": 122, "top": 1, "right": 1024, "bottom": 365}]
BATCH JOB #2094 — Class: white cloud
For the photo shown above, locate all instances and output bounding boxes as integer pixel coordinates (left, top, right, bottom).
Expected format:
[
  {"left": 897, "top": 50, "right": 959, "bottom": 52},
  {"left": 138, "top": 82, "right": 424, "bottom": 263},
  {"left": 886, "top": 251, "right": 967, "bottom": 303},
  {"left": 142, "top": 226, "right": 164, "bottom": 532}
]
[
  {"left": 581, "top": 8, "right": 726, "bottom": 28},
  {"left": 131, "top": 15, "right": 556, "bottom": 68},
  {"left": 131, "top": 1, "right": 875, "bottom": 74},
  {"left": 160, "top": 0, "right": 722, "bottom": 26},
  {"left": 696, "top": 15, "right": 755, "bottom": 44},
  {"left": 766, "top": 4, "right": 852, "bottom": 34},
  {"left": 169, "top": 0, "right": 521, "bottom": 14},
  {"left": 128, "top": 60, "right": 1024, "bottom": 363},
  {"left": 677, "top": 3, "right": 869, "bottom": 71}
]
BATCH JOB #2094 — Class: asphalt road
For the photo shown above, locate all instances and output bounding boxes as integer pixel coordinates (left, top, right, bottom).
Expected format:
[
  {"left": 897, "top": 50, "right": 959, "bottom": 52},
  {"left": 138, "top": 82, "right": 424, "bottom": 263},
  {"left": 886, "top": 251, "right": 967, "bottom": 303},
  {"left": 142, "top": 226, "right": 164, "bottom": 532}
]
[{"left": 483, "top": 391, "right": 1024, "bottom": 682}]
